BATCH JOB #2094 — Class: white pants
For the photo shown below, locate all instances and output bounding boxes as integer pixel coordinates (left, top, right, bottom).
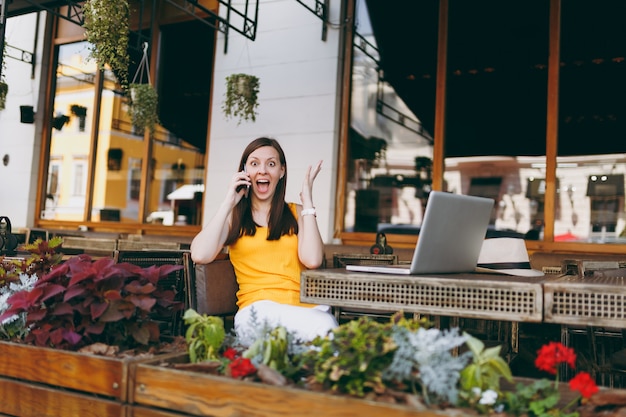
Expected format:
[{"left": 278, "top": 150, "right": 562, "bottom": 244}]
[{"left": 234, "top": 300, "right": 338, "bottom": 346}]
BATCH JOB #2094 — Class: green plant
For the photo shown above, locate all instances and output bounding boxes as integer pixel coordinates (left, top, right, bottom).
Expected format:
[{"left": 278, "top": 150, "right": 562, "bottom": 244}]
[
  {"left": 0, "top": 237, "right": 64, "bottom": 289},
  {"left": 70, "top": 104, "right": 87, "bottom": 117},
  {"left": 162, "top": 311, "right": 603, "bottom": 415},
  {"left": 0, "top": 41, "right": 7, "bottom": 111},
  {"left": 183, "top": 309, "right": 226, "bottom": 363},
  {"left": 129, "top": 83, "right": 159, "bottom": 135},
  {"left": 222, "top": 73, "right": 260, "bottom": 124},
  {"left": 299, "top": 316, "right": 397, "bottom": 397},
  {"left": 1, "top": 238, "right": 64, "bottom": 339},
  {"left": 458, "top": 333, "right": 514, "bottom": 413},
  {"left": 0, "top": 81, "right": 7, "bottom": 111},
  {"left": 0, "top": 274, "right": 37, "bottom": 339},
  {"left": 0, "top": 254, "right": 183, "bottom": 350},
  {"left": 82, "top": 0, "right": 130, "bottom": 90},
  {"left": 243, "top": 325, "right": 290, "bottom": 371},
  {"left": 384, "top": 325, "right": 471, "bottom": 405},
  {"left": 460, "top": 333, "right": 513, "bottom": 393}
]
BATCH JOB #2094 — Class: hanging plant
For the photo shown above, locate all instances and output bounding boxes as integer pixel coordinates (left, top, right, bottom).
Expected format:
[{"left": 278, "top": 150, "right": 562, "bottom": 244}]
[
  {"left": 128, "top": 42, "right": 159, "bottom": 135},
  {"left": 0, "top": 42, "right": 7, "bottom": 111},
  {"left": 70, "top": 104, "right": 88, "bottom": 131},
  {"left": 0, "top": 82, "right": 7, "bottom": 111},
  {"left": 129, "top": 83, "right": 159, "bottom": 135},
  {"left": 222, "top": 73, "right": 260, "bottom": 124},
  {"left": 70, "top": 104, "right": 87, "bottom": 117},
  {"left": 82, "top": 0, "right": 130, "bottom": 90}
]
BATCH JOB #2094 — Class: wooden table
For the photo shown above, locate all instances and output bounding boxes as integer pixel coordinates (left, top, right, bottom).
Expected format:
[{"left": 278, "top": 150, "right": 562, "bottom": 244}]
[
  {"left": 300, "top": 269, "right": 544, "bottom": 322},
  {"left": 543, "top": 274, "right": 626, "bottom": 328}
]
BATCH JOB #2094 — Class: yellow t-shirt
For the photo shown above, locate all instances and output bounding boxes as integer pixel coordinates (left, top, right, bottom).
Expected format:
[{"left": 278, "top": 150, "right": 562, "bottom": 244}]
[{"left": 228, "top": 203, "right": 316, "bottom": 310}]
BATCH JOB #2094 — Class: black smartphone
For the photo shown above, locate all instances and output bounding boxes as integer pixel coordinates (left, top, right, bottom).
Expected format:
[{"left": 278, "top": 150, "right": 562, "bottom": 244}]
[{"left": 236, "top": 166, "right": 249, "bottom": 197}]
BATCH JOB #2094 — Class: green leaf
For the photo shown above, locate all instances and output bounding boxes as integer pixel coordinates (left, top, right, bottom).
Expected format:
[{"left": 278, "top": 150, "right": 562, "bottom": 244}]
[
  {"left": 183, "top": 308, "right": 202, "bottom": 321},
  {"left": 481, "top": 344, "right": 503, "bottom": 359},
  {"left": 464, "top": 333, "right": 485, "bottom": 355}
]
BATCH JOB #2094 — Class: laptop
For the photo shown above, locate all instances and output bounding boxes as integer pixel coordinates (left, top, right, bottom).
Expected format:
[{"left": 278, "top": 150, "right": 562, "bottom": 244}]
[{"left": 346, "top": 191, "right": 494, "bottom": 275}]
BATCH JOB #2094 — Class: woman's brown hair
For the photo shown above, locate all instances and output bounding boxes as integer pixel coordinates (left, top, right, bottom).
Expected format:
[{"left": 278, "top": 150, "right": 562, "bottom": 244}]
[{"left": 225, "top": 137, "right": 298, "bottom": 244}]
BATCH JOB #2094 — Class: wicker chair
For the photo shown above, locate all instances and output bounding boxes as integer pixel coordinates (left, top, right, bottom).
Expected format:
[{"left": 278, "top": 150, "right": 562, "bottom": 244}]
[
  {"left": 194, "top": 256, "right": 239, "bottom": 330},
  {"left": 113, "top": 250, "right": 194, "bottom": 337}
]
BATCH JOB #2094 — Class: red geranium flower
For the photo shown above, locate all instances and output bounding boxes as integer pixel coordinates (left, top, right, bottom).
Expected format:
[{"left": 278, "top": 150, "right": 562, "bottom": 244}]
[
  {"left": 534, "top": 341, "right": 577, "bottom": 375},
  {"left": 229, "top": 357, "right": 256, "bottom": 378},
  {"left": 223, "top": 347, "right": 238, "bottom": 360},
  {"left": 569, "top": 372, "right": 599, "bottom": 399}
]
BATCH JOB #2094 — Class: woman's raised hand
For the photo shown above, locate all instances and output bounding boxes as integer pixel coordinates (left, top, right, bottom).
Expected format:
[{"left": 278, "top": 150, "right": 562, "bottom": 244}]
[{"left": 300, "top": 160, "right": 322, "bottom": 207}]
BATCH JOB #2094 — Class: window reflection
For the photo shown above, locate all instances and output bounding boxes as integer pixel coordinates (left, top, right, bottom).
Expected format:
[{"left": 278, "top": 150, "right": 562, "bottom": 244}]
[
  {"left": 556, "top": 1, "right": 626, "bottom": 243},
  {"left": 45, "top": 40, "right": 206, "bottom": 226},
  {"left": 555, "top": 160, "right": 626, "bottom": 243},
  {"left": 46, "top": 42, "right": 96, "bottom": 221},
  {"left": 345, "top": 0, "right": 435, "bottom": 235}
]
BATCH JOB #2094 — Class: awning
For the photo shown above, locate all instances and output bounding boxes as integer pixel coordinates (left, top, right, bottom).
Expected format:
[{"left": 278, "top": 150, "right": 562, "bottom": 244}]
[{"left": 167, "top": 184, "right": 204, "bottom": 200}]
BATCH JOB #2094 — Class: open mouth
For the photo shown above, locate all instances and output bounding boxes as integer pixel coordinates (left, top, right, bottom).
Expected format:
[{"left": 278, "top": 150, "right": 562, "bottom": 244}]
[{"left": 256, "top": 179, "right": 270, "bottom": 193}]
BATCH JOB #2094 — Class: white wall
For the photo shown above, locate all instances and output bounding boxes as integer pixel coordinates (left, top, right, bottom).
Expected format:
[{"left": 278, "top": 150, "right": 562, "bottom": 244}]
[
  {"left": 205, "top": 0, "right": 345, "bottom": 243},
  {"left": 0, "top": 12, "right": 47, "bottom": 229}
]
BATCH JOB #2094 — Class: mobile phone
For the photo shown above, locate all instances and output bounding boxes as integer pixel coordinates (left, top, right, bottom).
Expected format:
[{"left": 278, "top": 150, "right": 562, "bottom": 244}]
[{"left": 236, "top": 166, "right": 249, "bottom": 197}]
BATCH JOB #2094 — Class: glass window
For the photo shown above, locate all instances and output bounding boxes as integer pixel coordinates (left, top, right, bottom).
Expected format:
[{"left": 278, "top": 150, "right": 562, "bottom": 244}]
[
  {"left": 43, "top": 18, "right": 211, "bottom": 228},
  {"left": 345, "top": 0, "right": 437, "bottom": 235},
  {"left": 345, "top": 0, "right": 626, "bottom": 249},
  {"left": 347, "top": 0, "right": 550, "bottom": 239},
  {"left": 47, "top": 42, "right": 96, "bottom": 222},
  {"left": 72, "top": 160, "right": 87, "bottom": 196},
  {"left": 555, "top": 1, "right": 626, "bottom": 243},
  {"left": 443, "top": 0, "right": 549, "bottom": 240}
]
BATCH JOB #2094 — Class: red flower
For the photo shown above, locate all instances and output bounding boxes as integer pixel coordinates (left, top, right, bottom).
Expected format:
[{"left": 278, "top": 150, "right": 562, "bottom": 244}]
[
  {"left": 223, "top": 347, "right": 238, "bottom": 360},
  {"left": 228, "top": 357, "right": 256, "bottom": 378},
  {"left": 569, "top": 372, "right": 599, "bottom": 399},
  {"left": 534, "top": 342, "right": 577, "bottom": 374}
]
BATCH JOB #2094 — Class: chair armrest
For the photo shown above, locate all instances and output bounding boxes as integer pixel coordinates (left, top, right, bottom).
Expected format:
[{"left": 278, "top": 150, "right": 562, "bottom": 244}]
[{"left": 194, "top": 259, "right": 239, "bottom": 316}]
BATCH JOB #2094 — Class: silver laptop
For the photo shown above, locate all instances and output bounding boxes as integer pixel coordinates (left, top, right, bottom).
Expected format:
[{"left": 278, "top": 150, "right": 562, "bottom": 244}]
[{"left": 346, "top": 191, "right": 494, "bottom": 275}]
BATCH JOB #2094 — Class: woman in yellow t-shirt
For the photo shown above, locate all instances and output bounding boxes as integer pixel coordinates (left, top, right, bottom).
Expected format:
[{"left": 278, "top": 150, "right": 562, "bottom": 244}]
[{"left": 191, "top": 137, "right": 337, "bottom": 344}]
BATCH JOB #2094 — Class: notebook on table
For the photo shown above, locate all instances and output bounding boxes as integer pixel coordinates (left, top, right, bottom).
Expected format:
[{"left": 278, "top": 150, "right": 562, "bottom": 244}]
[{"left": 346, "top": 191, "right": 494, "bottom": 275}]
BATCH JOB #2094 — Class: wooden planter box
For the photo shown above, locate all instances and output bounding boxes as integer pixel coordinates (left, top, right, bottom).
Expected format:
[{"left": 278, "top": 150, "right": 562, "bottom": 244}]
[
  {"left": 0, "top": 340, "right": 183, "bottom": 417},
  {"left": 0, "top": 376, "right": 126, "bottom": 417},
  {"left": 130, "top": 356, "right": 464, "bottom": 417},
  {"left": 0, "top": 340, "right": 132, "bottom": 400}
]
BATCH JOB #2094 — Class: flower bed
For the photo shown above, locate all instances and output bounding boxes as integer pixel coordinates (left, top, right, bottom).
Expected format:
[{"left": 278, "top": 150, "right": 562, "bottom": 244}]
[
  {"left": 125, "top": 310, "right": 612, "bottom": 417},
  {"left": 0, "top": 239, "right": 189, "bottom": 416},
  {"left": 132, "top": 354, "right": 458, "bottom": 417}
]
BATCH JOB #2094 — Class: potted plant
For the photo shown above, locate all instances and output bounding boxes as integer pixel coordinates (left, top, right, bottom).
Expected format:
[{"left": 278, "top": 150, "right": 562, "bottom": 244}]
[
  {"left": 70, "top": 104, "right": 88, "bottom": 130},
  {"left": 0, "top": 239, "right": 187, "bottom": 416},
  {"left": 82, "top": 0, "right": 130, "bottom": 90},
  {"left": 0, "top": 41, "right": 7, "bottom": 111},
  {"left": 222, "top": 73, "right": 260, "bottom": 124},
  {"left": 129, "top": 82, "right": 159, "bottom": 135},
  {"left": 0, "top": 81, "right": 7, "bottom": 111},
  {"left": 70, "top": 104, "right": 87, "bottom": 117}
]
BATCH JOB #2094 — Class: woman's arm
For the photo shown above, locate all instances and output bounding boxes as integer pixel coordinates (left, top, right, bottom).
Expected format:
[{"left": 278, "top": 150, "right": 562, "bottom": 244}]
[
  {"left": 190, "top": 170, "right": 249, "bottom": 264},
  {"left": 297, "top": 160, "right": 324, "bottom": 269}
]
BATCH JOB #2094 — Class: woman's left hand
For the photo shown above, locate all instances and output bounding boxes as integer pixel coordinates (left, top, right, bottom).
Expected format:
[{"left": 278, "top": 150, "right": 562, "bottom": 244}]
[{"left": 300, "top": 160, "right": 322, "bottom": 207}]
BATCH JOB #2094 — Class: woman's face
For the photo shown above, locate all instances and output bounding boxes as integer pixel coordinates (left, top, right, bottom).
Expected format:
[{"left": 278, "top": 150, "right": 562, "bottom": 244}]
[{"left": 245, "top": 146, "right": 285, "bottom": 201}]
